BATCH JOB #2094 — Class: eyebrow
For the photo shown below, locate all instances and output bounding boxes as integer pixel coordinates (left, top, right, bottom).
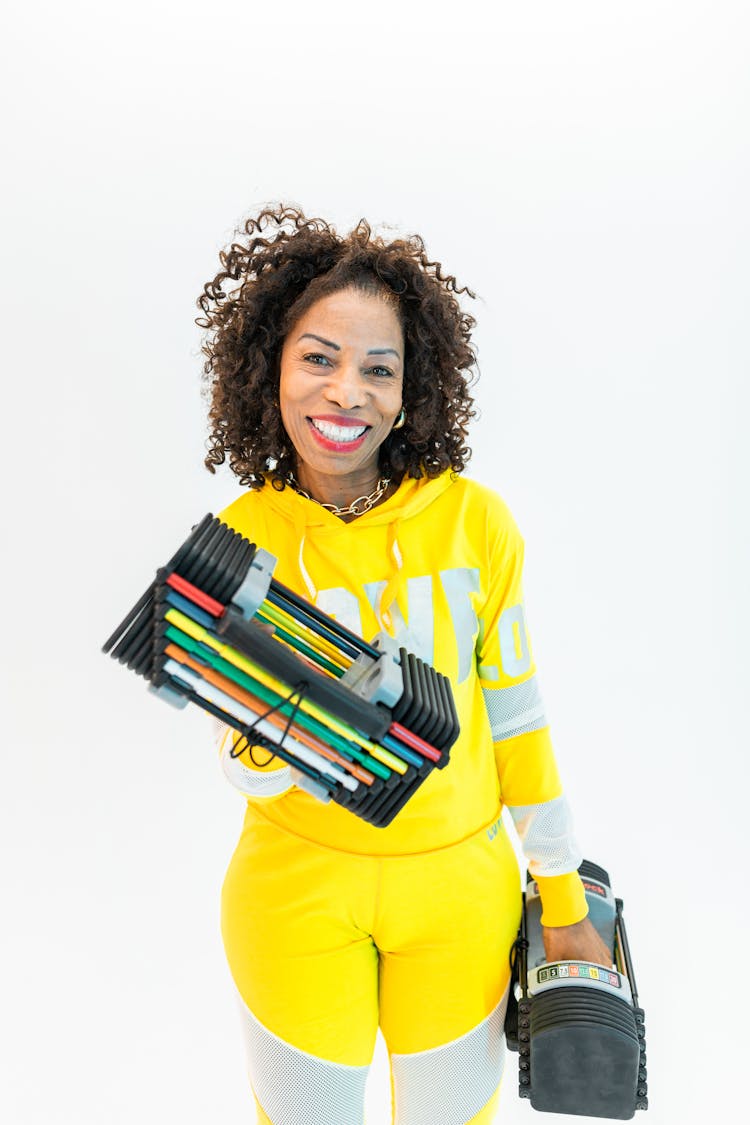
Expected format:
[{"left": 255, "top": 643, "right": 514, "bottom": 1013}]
[
  {"left": 297, "top": 333, "right": 401, "bottom": 359},
  {"left": 367, "top": 347, "right": 401, "bottom": 358}
]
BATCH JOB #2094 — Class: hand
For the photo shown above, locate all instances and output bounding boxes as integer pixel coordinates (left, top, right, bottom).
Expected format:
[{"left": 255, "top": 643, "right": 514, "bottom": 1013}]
[{"left": 542, "top": 916, "right": 613, "bottom": 969}]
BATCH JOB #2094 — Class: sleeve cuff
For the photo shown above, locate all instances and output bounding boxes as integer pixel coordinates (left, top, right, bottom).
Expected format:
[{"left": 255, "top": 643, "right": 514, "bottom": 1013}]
[{"left": 534, "top": 870, "right": 588, "bottom": 927}]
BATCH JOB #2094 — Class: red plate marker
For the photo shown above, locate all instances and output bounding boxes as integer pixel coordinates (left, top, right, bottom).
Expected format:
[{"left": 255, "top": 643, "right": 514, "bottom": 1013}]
[{"left": 166, "top": 572, "right": 226, "bottom": 617}]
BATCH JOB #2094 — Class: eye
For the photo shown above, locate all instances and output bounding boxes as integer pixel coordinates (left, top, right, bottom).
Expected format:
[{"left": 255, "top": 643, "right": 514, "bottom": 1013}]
[
  {"left": 367, "top": 365, "right": 395, "bottom": 378},
  {"left": 303, "top": 352, "right": 332, "bottom": 367}
]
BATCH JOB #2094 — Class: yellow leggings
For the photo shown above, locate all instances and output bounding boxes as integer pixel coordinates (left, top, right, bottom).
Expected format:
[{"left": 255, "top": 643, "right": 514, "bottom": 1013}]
[{"left": 221, "top": 805, "right": 521, "bottom": 1125}]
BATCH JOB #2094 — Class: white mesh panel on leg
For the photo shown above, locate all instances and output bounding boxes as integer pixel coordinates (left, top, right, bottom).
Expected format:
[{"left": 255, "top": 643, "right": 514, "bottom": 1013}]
[
  {"left": 507, "top": 795, "right": 582, "bottom": 875},
  {"left": 390, "top": 992, "right": 508, "bottom": 1125},
  {"left": 237, "top": 997, "right": 369, "bottom": 1125}
]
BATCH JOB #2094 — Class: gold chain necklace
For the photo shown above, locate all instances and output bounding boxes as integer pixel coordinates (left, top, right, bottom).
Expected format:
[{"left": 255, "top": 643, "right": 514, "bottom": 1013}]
[{"left": 287, "top": 475, "right": 391, "bottom": 517}]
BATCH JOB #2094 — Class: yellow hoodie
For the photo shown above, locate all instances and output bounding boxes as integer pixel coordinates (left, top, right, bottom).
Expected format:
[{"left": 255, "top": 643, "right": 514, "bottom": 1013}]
[{"left": 217, "top": 470, "right": 587, "bottom": 926}]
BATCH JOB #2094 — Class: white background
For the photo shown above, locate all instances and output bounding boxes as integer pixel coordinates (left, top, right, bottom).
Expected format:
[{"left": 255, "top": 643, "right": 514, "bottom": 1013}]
[{"left": 2, "top": 2, "right": 748, "bottom": 1122}]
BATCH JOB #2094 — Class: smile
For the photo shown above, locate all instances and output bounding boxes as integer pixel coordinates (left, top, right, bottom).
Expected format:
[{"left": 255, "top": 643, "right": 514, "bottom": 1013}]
[
  {"left": 307, "top": 417, "right": 371, "bottom": 451},
  {"left": 310, "top": 418, "right": 368, "bottom": 441}
]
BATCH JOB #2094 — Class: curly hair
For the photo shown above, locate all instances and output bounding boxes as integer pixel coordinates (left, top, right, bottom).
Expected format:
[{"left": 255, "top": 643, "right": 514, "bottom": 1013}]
[{"left": 197, "top": 204, "right": 478, "bottom": 489}]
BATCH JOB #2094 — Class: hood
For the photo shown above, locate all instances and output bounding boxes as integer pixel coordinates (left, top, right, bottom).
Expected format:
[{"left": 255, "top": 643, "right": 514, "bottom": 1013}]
[{"left": 258, "top": 469, "right": 455, "bottom": 533}]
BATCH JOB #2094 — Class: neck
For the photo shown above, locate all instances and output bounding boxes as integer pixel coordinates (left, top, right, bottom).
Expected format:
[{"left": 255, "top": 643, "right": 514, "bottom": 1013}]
[{"left": 294, "top": 464, "right": 383, "bottom": 509}]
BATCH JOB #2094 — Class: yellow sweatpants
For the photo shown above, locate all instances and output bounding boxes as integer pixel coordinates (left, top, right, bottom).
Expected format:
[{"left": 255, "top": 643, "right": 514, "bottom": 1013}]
[{"left": 221, "top": 805, "right": 521, "bottom": 1125}]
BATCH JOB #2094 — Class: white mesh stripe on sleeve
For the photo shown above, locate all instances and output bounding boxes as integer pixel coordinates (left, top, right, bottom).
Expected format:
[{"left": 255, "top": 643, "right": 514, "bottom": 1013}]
[
  {"left": 390, "top": 991, "right": 508, "bottom": 1125},
  {"left": 238, "top": 996, "right": 369, "bottom": 1125},
  {"left": 218, "top": 727, "right": 294, "bottom": 799},
  {"left": 481, "top": 676, "right": 547, "bottom": 741},
  {"left": 506, "top": 795, "right": 582, "bottom": 877},
  {"left": 211, "top": 717, "right": 230, "bottom": 751}
]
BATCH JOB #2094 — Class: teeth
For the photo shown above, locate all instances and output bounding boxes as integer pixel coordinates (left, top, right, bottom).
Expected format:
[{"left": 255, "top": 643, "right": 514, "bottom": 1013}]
[{"left": 311, "top": 419, "right": 367, "bottom": 442}]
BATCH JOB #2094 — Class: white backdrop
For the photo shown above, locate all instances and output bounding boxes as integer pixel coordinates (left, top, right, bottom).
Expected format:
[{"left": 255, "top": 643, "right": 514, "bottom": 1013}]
[{"left": 2, "top": 2, "right": 748, "bottom": 1122}]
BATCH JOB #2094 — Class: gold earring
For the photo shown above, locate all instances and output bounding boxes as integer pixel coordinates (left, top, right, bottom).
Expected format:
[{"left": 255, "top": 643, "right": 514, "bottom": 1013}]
[{"left": 392, "top": 407, "right": 406, "bottom": 430}]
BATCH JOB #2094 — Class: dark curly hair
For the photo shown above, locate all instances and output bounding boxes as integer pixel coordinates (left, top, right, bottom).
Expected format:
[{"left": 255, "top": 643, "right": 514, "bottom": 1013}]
[{"left": 197, "top": 204, "right": 478, "bottom": 489}]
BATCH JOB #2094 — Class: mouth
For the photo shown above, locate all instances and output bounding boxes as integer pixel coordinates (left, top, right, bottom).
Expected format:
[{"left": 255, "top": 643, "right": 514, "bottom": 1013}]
[{"left": 307, "top": 416, "right": 371, "bottom": 452}]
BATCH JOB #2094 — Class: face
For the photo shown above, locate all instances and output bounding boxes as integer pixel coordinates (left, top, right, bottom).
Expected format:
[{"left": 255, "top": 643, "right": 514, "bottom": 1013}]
[{"left": 278, "top": 287, "right": 404, "bottom": 496}]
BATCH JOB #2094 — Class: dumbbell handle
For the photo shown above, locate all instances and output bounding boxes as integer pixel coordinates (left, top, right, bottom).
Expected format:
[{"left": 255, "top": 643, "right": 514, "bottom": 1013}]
[{"left": 615, "top": 897, "right": 639, "bottom": 1007}]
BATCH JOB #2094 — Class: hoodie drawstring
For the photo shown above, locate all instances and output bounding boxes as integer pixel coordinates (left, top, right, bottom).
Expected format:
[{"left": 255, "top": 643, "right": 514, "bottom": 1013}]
[
  {"left": 297, "top": 531, "right": 318, "bottom": 601},
  {"left": 377, "top": 518, "right": 404, "bottom": 635}
]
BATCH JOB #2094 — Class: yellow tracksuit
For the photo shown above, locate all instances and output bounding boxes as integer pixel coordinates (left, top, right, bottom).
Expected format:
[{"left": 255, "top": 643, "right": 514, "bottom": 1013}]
[{"left": 217, "top": 471, "right": 588, "bottom": 1125}]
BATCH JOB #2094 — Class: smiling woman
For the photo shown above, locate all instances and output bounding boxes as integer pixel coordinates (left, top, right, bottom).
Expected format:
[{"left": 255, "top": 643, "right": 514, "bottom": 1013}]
[
  {"left": 197, "top": 205, "right": 476, "bottom": 506},
  {"left": 195, "top": 204, "right": 611, "bottom": 1125}
]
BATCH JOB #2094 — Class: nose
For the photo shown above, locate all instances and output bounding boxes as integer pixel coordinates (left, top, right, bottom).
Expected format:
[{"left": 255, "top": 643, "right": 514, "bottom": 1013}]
[{"left": 323, "top": 363, "right": 367, "bottom": 410}]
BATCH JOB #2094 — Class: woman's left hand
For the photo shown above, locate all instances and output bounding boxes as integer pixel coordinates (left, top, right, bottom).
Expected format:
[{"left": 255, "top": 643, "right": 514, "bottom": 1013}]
[{"left": 542, "top": 916, "right": 613, "bottom": 968}]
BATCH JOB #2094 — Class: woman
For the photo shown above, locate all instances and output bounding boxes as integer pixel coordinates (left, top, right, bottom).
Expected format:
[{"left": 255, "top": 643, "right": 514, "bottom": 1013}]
[{"left": 197, "top": 205, "right": 610, "bottom": 1125}]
